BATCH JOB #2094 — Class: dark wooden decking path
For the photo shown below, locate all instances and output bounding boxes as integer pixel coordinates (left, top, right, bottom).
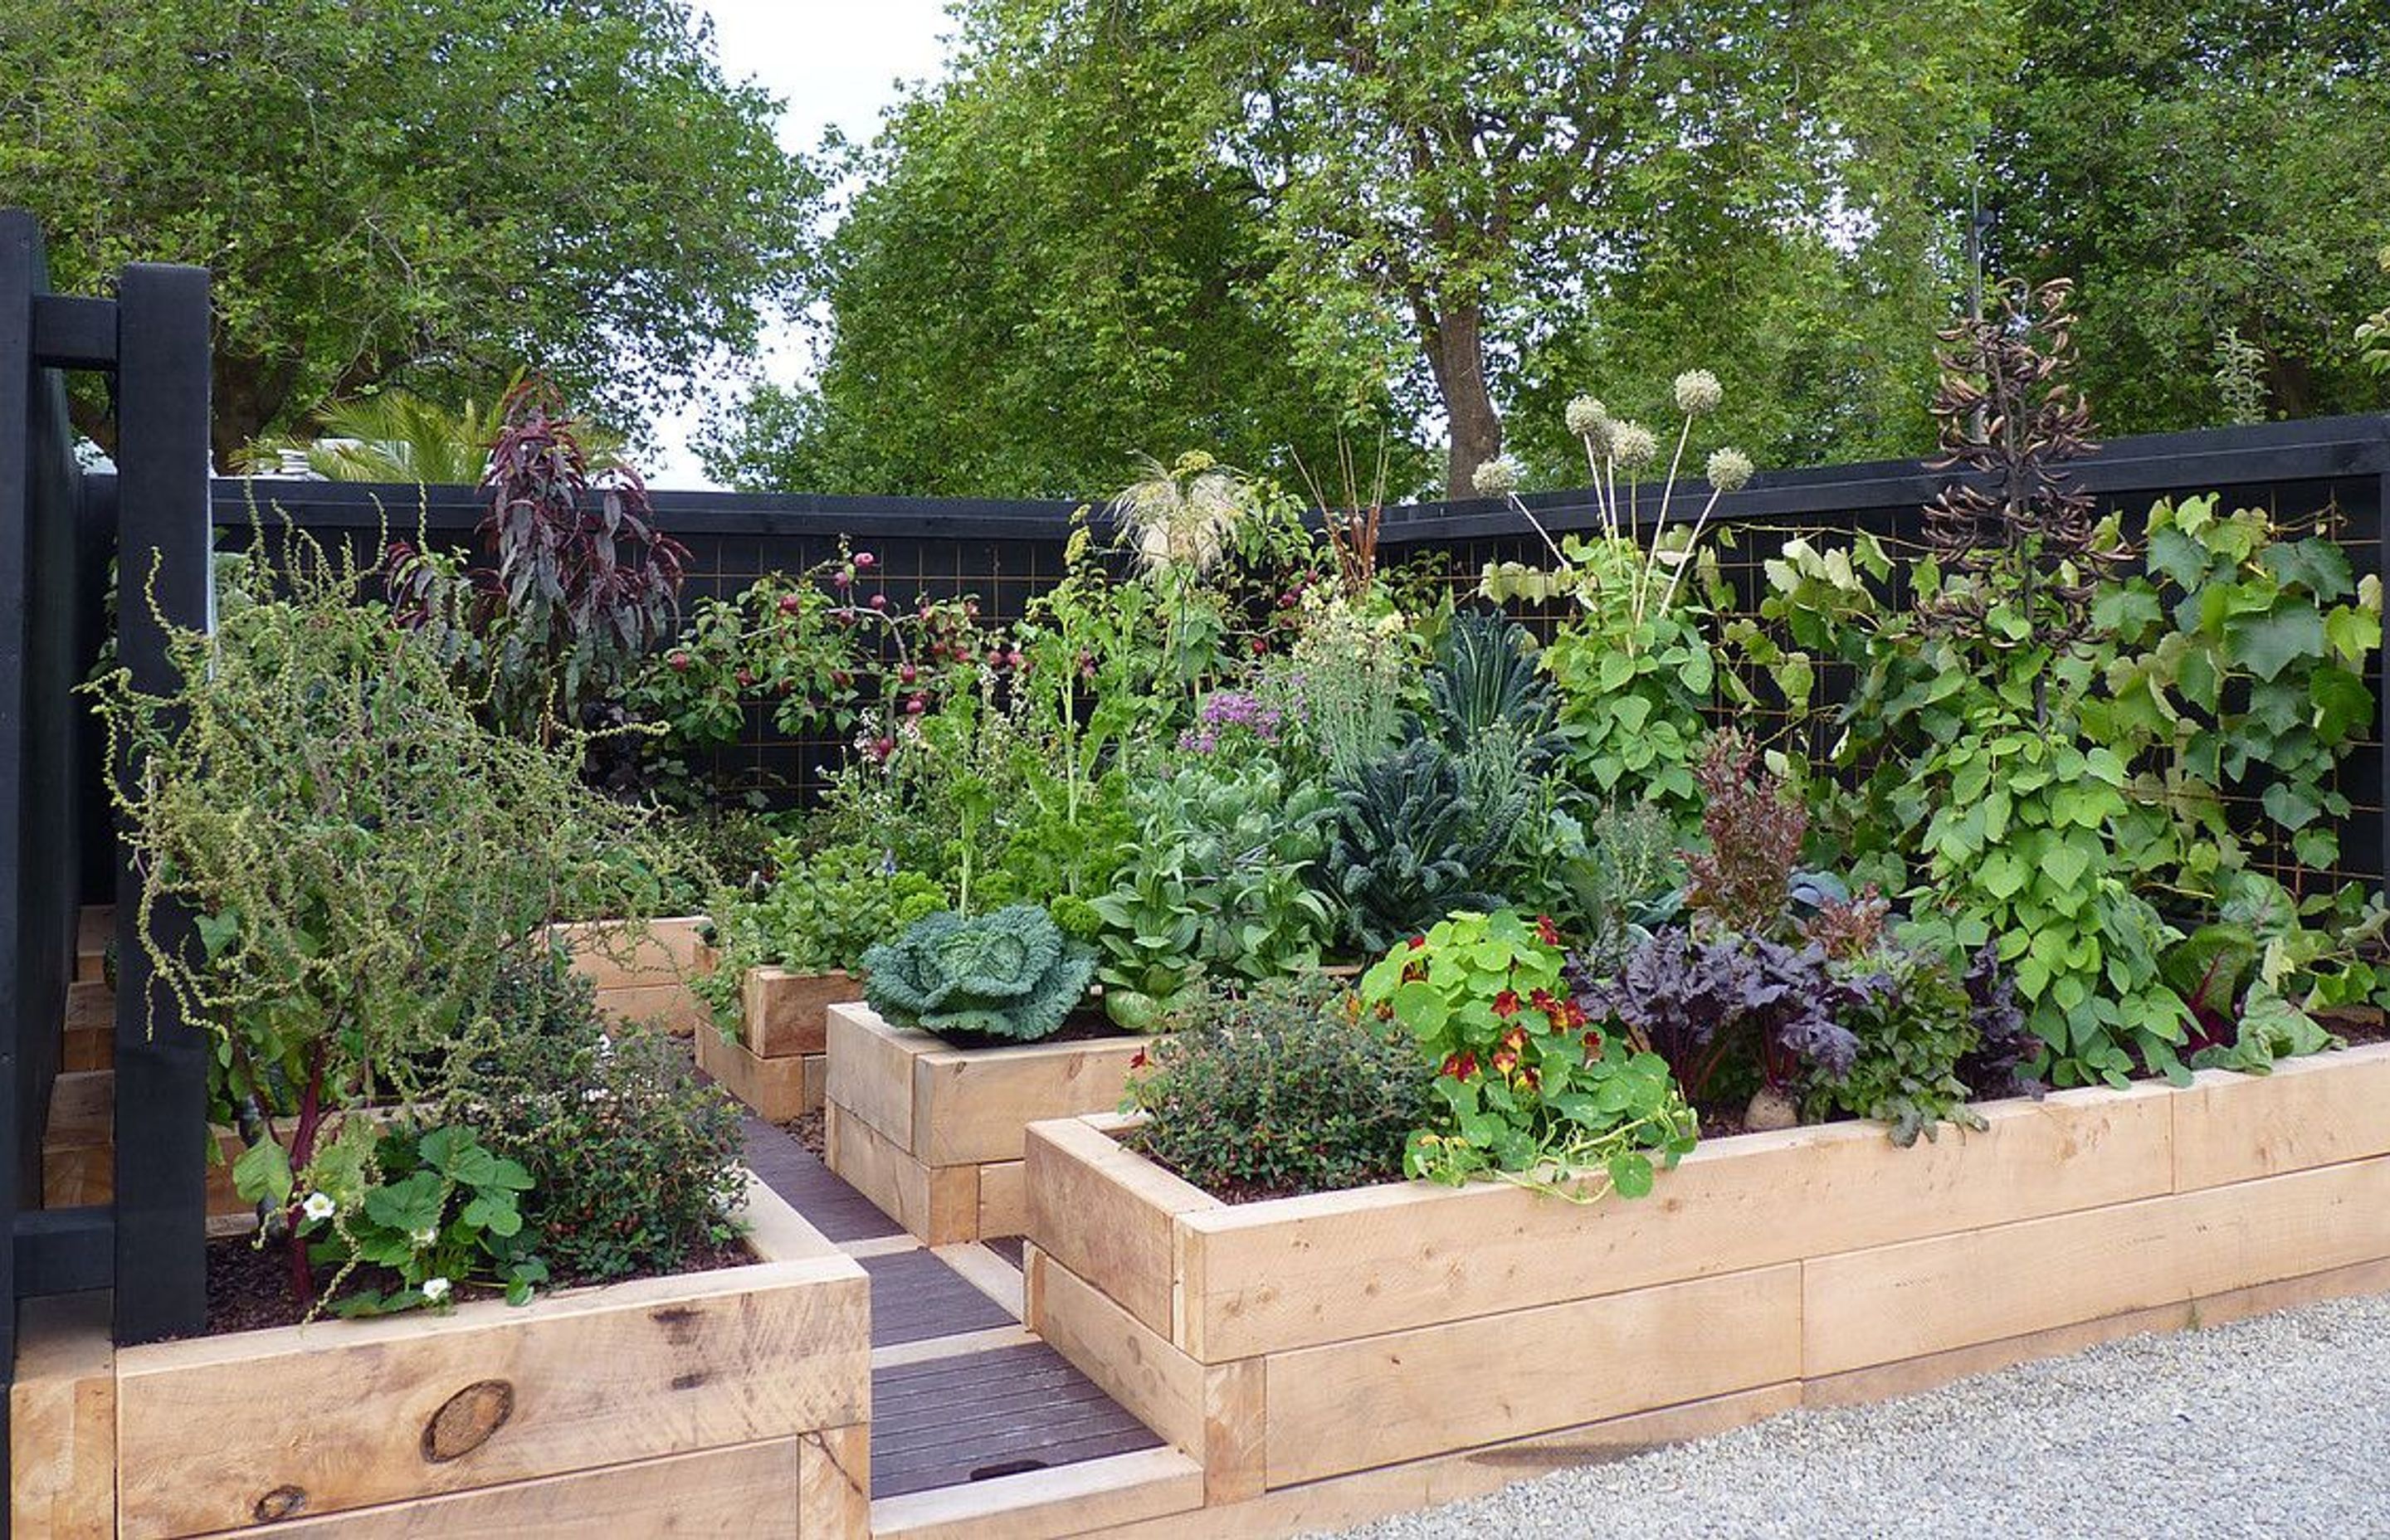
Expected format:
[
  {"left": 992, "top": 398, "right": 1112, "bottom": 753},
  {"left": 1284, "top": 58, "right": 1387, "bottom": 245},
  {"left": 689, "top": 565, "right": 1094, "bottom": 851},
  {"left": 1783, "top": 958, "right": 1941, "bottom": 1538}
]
[{"left": 738, "top": 1116, "right": 1166, "bottom": 1503}]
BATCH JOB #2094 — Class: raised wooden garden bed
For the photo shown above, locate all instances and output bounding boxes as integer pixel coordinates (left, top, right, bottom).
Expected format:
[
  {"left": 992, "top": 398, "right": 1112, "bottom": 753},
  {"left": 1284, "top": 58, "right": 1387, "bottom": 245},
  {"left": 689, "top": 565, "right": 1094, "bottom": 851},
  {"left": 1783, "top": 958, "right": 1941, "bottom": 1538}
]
[
  {"left": 16, "top": 1174, "right": 873, "bottom": 1539},
  {"left": 1022, "top": 1044, "right": 2390, "bottom": 1517},
  {"left": 824, "top": 1003, "right": 1149, "bottom": 1245},
  {"left": 694, "top": 967, "right": 860, "bottom": 1120},
  {"left": 549, "top": 915, "right": 710, "bottom": 1036}
]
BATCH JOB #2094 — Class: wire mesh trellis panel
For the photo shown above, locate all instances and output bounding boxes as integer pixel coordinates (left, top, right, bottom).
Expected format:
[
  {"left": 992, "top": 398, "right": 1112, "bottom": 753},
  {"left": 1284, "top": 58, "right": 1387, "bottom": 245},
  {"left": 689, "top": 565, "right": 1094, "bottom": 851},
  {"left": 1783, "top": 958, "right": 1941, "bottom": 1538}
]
[{"left": 206, "top": 412, "right": 2390, "bottom": 894}]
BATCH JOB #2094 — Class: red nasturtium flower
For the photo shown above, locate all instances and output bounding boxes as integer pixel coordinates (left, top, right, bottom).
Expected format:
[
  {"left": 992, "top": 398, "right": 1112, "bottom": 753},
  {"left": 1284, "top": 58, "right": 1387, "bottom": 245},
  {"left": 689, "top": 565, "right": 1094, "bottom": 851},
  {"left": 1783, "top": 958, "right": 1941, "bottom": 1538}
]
[
  {"left": 1535, "top": 914, "right": 1562, "bottom": 947},
  {"left": 1407, "top": 934, "right": 1427, "bottom": 949},
  {"left": 1129, "top": 1049, "right": 1148, "bottom": 1070},
  {"left": 1492, "top": 989, "right": 1522, "bottom": 1019},
  {"left": 1440, "top": 1050, "right": 1479, "bottom": 1079},
  {"left": 1492, "top": 1050, "right": 1517, "bottom": 1075}
]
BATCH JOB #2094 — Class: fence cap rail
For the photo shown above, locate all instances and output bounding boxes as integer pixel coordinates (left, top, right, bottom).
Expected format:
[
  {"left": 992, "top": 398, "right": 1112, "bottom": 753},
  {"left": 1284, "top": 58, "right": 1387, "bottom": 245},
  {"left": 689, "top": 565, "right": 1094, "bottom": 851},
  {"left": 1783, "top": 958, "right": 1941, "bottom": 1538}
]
[{"left": 185, "top": 412, "right": 2390, "bottom": 544}]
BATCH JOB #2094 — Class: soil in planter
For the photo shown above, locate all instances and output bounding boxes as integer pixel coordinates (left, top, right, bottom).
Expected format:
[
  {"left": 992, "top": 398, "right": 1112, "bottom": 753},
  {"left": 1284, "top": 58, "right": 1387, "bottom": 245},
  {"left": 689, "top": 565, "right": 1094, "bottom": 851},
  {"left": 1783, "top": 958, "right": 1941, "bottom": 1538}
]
[
  {"left": 926, "top": 1005, "right": 1134, "bottom": 1053},
  {"left": 201, "top": 1230, "right": 752, "bottom": 1337}
]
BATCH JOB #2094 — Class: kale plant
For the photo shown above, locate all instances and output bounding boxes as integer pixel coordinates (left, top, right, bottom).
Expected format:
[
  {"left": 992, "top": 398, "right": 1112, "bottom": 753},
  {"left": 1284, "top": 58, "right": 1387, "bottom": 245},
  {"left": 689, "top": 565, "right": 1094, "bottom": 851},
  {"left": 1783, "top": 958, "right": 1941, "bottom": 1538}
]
[
  {"left": 1418, "top": 608, "right": 1558, "bottom": 764},
  {"left": 1327, "top": 738, "right": 1513, "bottom": 953},
  {"left": 1587, "top": 928, "right": 1870, "bottom": 1107},
  {"left": 861, "top": 904, "right": 1098, "bottom": 1045}
]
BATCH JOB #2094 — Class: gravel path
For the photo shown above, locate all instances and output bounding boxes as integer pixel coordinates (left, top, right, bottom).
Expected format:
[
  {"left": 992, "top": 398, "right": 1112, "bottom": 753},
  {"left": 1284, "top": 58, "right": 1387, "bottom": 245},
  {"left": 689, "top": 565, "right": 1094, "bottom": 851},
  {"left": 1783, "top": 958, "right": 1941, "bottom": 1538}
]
[{"left": 1330, "top": 1291, "right": 2390, "bottom": 1539}]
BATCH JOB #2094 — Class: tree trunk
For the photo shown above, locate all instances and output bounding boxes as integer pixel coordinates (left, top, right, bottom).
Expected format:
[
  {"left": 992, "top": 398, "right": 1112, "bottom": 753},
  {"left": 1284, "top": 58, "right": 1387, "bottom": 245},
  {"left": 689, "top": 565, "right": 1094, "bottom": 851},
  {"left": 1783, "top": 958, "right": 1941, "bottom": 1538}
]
[{"left": 1422, "top": 300, "right": 1502, "bottom": 501}]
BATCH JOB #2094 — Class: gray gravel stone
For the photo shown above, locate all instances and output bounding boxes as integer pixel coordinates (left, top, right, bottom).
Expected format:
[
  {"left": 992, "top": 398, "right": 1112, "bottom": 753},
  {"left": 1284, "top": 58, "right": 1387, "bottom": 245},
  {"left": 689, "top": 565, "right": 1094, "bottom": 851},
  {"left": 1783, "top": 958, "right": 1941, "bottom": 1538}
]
[{"left": 1327, "top": 1291, "right": 2390, "bottom": 1539}]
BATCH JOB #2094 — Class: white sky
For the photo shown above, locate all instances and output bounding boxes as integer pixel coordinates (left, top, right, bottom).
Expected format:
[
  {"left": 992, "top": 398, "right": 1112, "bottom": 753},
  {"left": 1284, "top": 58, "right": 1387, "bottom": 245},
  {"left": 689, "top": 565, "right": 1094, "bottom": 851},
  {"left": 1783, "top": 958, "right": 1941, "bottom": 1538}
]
[{"left": 648, "top": 2, "right": 957, "bottom": 486}]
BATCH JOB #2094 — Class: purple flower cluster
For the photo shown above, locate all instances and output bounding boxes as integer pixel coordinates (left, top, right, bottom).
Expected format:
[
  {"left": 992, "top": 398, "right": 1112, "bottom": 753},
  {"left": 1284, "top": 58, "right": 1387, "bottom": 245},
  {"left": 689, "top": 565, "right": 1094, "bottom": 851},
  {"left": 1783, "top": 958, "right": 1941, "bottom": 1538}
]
[{"left": 1178, "top": 690, "right": 1283, "bottom": 754}]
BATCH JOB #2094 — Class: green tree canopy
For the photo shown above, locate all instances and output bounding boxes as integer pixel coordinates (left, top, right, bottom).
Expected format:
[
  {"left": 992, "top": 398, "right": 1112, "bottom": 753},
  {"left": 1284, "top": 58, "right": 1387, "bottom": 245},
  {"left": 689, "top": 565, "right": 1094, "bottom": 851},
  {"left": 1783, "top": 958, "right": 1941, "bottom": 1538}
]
[
  {"left": 1991, "top": 0, "right": 2390, "bottom": 430},
  {"left": 700, "top": 4, "right": 1410, "bottom": 500},
  {"left": 1, "top": 0, "right": 820, "bottom": 465},
  {"left": 715, "top": 0, "right": 2002, "bottom": 501}
]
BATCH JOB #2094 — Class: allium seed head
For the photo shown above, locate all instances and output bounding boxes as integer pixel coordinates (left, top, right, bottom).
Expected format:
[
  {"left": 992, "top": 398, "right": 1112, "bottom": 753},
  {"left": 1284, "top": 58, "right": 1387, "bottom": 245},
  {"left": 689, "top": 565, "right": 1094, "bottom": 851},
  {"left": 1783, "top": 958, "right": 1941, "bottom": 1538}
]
[
  {"left": 1609, "top": 422, "right": 1659, "bottom": 471},
  {"left": 1674, "top": 369, "right": 1724, "bottom": 417},
  {"left": 1471, "top": 456, "right": 1522, "bottom": 497},
  {"left": 1563, "top": 395, "right": 1609, "bottom": 438},
  {"left": 1706, "top": 448, "right": 1755, "bottom": 492}
]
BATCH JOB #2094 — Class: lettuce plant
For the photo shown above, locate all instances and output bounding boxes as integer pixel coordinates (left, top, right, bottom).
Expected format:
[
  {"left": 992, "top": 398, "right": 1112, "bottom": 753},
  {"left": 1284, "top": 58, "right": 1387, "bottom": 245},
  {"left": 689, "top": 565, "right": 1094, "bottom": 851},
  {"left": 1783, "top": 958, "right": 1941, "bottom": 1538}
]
[{"left": 861, "top": 904, "right": 1097, "bottom": 1045}]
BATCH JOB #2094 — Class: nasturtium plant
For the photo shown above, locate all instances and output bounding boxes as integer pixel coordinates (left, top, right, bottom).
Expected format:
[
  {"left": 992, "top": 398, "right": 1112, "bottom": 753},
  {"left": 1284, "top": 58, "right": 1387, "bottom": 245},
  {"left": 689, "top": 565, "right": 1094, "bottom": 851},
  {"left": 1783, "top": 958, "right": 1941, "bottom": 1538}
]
[{"left": 1360, "top": 910, "right": 1695, "bottom": 1197}]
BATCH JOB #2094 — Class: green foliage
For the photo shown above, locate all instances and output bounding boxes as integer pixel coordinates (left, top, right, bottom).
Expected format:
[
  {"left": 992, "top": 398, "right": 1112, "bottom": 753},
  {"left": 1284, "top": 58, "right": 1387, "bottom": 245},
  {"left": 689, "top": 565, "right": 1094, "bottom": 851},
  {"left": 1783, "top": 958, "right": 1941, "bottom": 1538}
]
[
  {"left": 1124, "top": 975, "right": 1433, "bottom": 1198},
  {"left": 1090, "top": 759, "right": 1339, "bottom": 1027},
  {"left": 1360, "top": 911, "right": 1696, "bottom": 1193},
  {"left": 699, "top": 839, "right": 947, "bottom": 1034},
  {"left": 861, "top": 905, "right": 1099, "bottom": 1045},
  {"left": 1992, "top": 0, "right": 2390, "bottom": 432},
  {"left": 1501, "top": 536, "right": 1720, "bottom": 818},
  {"left": 2100, "top": 495, "right": 2382, "bottom": 879},
  {"left": 298, "top": 1124, "right": 542, "bottom": 1317},
  {"left": 628, "top": 556, "right": 986, "bottom": 806},
  {"left": 1804, "top": 945, "right": 2000, "bottom": 1147},
  {"left": 1327, "top": 740, "right": 1514, "bottom": 954},
  {"left": 1533, "top": 801, "right": 1684, "bottom": 972},
  {"left": 697, "top": 11, "right": 1381, "bottom": 498},
  {"left": 1280, "top": 597, "right": 1421, "bottom": 781},
  {"left": 1746, "top": 486, "right": 2385, "bottom": 1086},
  {"left": 87, "top": 534, "right": 685, "bottom": 1300},
  {"left": 2, "top": 0, "right": 820, "bottom": 457},
  {"left": 446, "top": 959, "right": 748, "bottom": 1284}
]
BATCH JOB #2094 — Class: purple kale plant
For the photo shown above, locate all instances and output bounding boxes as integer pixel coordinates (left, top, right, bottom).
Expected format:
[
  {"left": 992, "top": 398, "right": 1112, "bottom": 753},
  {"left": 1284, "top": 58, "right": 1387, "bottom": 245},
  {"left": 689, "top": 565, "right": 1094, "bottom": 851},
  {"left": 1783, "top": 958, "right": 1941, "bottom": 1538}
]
[
  {"left": 1956, "top": 942, "right": 2041, "bottom": 1099},
  {"left": 1585, "top": 928, "right": 1874, "bottom": 1104}
]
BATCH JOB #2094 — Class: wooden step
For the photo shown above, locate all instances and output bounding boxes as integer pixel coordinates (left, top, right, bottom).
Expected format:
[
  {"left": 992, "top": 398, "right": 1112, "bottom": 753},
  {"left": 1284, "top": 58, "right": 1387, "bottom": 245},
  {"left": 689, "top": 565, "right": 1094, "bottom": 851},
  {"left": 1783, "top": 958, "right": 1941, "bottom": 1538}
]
[
  {"left": 64, "top": 980, "right": 112, "bottom": 1071},
  {"left": 75, "top": 905, "right": 111, "bottom": 985},
  {"left": 870, "top": 1446, "right": 1203, "bottom": 1540},
  {"left": 41, "top": 1070, "right": 113, "bottom": 1207}
]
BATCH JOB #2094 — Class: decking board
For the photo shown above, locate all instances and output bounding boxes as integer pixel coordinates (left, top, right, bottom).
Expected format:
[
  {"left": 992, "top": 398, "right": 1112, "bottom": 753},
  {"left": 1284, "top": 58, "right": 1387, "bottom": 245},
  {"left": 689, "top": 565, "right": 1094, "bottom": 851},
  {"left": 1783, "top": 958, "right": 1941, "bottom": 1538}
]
[{"left": 871, "top": 1343, "right": 1164, "bottom": 1499}]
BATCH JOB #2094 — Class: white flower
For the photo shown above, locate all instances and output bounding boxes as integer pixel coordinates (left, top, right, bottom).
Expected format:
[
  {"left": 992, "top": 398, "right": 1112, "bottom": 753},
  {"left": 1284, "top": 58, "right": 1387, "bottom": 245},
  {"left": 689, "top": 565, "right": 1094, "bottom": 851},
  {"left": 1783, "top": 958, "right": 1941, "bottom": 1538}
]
[
  {"left": 1674, "top": 369, "right": 1724, "bottom": 417},
  {"left": 1609, "top": 422, "right": 1659, "bottom": 471},
  {"left": 301, "top": 1191, "right": 336, "bottom": 1222},
  {"left": 1470, "top": 456, "right": 1521, "bottom": 497},
  {"left": 1706, "top": 448, "right": 1755, "bottom": 492},
  {"left": 1563, "top": 395, "right": 1609, "bottom": 438},
  {"left": 411, "top": 1226, "right": 438, "bottom": 1249},
  {"left": 422, "top": 1276, "right": 452, "bottom": 1304}
]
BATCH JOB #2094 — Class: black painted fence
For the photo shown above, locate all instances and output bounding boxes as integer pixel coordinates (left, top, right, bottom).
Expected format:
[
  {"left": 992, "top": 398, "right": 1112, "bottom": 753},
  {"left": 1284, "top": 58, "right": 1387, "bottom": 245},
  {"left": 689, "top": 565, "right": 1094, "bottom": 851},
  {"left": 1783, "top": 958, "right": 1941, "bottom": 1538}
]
[{"left": 2, "top": 212, "right": 214, "bottom": 1529}]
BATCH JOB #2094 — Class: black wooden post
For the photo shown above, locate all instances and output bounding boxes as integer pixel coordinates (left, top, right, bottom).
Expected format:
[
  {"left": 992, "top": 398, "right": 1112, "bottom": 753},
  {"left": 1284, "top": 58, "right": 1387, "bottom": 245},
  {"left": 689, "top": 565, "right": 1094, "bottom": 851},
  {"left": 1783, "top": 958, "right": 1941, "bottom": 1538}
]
[
  {"left": 0, "top": 210, "right": 37, "bottom": 1506},
  {"left": 110, "top": 261, "right": 212, "bottom": 1344}
]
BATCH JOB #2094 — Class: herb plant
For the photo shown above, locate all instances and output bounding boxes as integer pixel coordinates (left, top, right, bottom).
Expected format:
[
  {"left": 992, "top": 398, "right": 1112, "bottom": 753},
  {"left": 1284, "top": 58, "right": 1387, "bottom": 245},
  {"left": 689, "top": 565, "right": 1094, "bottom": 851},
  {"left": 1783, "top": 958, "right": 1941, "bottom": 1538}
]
[
  {"left": 1124, "top": 975, "right": 1432, "bottom": 1198},
  {"left": 90, "top": 533, "right": 682, "bottom": 1306}
]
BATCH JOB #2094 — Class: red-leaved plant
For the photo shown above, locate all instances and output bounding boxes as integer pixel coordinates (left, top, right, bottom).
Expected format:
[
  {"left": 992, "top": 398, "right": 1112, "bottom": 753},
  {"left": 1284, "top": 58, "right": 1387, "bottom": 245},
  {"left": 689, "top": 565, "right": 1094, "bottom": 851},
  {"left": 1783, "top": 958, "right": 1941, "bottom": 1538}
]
[
  {"left": 388, "top": 377, "right": 687, "bottom": 744},
  {"left": 1680, "top": 729, "right": 1807, "bottom": 938}
]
